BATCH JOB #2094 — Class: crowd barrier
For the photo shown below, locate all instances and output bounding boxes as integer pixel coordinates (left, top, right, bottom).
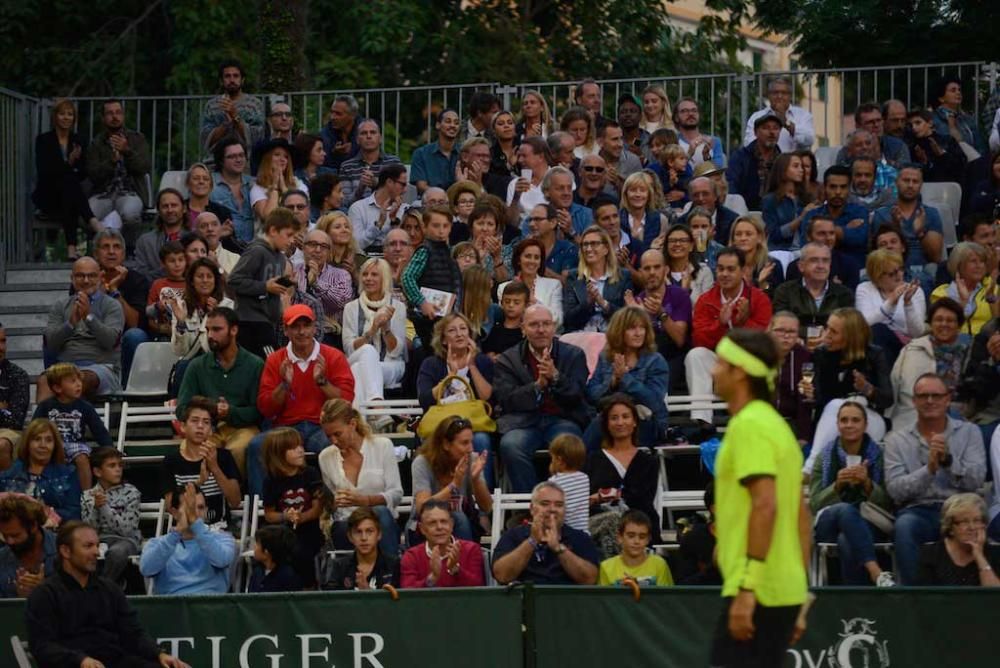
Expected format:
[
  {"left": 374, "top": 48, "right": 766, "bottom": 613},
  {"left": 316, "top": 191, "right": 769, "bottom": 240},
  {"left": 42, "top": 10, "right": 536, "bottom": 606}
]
[{"left": 1, "top": 586, "right": 996, "bottom": 666}]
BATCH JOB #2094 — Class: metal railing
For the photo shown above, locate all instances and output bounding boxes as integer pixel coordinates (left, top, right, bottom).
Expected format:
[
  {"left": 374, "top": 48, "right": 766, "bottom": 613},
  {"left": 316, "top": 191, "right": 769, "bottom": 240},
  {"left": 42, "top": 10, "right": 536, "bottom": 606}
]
[{"left": 3, "top": 61, "right": 997, "bottom": 280}]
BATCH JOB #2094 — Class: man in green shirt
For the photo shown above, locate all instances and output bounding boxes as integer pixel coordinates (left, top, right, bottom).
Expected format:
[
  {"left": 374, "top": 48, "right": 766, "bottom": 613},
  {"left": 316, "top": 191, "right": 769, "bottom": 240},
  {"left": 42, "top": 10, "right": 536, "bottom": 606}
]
[
  {"left": 176, "top": 306, "right": 263, "bottom": 477},
  {"left": 709, "top": 329, "right": 811, "bottom": 667}
]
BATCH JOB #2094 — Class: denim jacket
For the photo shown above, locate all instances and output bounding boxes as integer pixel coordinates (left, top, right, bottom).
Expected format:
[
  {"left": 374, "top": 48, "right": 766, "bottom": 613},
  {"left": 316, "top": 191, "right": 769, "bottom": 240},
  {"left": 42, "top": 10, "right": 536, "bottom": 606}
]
[
  {"left": 586, "top": 349, "right": 670, "bottom": 437},
  {"left": 0, "top": 461, "right": 82, "bottom": 521}
]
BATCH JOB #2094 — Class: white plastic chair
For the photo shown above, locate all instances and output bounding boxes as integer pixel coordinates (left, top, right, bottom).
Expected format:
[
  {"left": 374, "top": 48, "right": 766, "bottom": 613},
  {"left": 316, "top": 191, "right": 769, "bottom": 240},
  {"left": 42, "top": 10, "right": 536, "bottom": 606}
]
[
  {"left": 814, "top": 146, "right": 842, "bottom": 181},
  {"left": 724, "top": 194, "right": 749, "bottom": 217},
  {"left": 122, "top": 342, "right": 178, "bottom": 397},
  {"left": 489, "top": 489, "right": 532, "bottom": 549},
  {"left": 11, "top": 636, "right": 32, "bottom": 668},
  {"left": 158, "top": 170, "right": 190, "bottom": 198},
  {"left": 920, "top": 182, "right": 962, "bottom": 248}
]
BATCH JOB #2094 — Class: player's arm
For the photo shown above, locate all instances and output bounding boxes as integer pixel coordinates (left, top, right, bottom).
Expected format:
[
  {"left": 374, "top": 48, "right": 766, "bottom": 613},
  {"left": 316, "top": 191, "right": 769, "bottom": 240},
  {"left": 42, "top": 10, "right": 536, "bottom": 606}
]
[
  {"left": 744, "top": 475, "right": 777, "bottom": 561},
  {"left": 797, "top": 490, "right": 812, "bottom": 572}
]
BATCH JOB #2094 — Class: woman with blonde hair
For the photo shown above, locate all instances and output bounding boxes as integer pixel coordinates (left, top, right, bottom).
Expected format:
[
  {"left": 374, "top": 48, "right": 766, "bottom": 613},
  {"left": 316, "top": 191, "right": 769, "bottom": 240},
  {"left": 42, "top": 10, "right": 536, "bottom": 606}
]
[
  {"left": 856, "top": 249, "right": 926, "bottom": 365},
  {"left": 409, "top": 416, "right": 493, "bottom": 541},
  {"left": 621, "top": 172, "right": 669, "bottom": 254},
  {"left": 342, "top": 258, "right": 407, "bottom": 408},
  {"left": 459, "top": 265, "right": 500, "bottom": 340},
  {"left": 32, "top": 98, "right": 100, "bottom": 260},
  {"left": 729, "top": 215, "right": 783, "bottom": 295},
  {"left": 561, "top": 106, "right": 599, "bottom": 159},
  {"left": 251, "top": 140, "right": 309, "bottom": 221},
  {"left": 930, "top": 241, "right": 998, "bottom": 336},
  {"left": 641, "top": 85, "right": 674, "bottom": 133},
  {"left": 318, "top": 398, "right": 403, "bottom": 556},
  {"left": 563, "top": 226, "right": 632, "bottom": 332},
  {"left": 584, "top": 307, "right": 669, "bottom": 449},
  {"left": 516, "top": 90, "right": 554, "bottom": 140},
  {"left": 917, "top": 493, "right": 1000, "bottom": 586},
  {"left": 316, "top": 210, "right": 367, "bottom": 281}
]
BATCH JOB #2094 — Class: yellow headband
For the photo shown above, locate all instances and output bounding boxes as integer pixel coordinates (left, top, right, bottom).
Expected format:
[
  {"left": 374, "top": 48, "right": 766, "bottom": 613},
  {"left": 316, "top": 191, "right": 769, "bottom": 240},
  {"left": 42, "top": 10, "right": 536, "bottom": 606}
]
[{"left": 717, "top": 336, "right": 777, "bottom": 391}]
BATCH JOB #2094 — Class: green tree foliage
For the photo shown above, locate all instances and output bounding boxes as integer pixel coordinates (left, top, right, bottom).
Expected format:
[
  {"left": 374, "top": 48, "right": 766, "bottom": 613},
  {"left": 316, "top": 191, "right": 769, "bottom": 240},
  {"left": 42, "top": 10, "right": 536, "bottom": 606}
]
[{"left": 747, "top": 0, "right": 995, "bottom": 69}]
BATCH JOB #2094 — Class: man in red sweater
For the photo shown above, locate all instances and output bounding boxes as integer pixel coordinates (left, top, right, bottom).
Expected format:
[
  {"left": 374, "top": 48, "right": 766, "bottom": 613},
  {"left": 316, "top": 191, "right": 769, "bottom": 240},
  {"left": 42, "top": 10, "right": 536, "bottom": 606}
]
[
  {"left": 685, "top": 247, "right": 772, "bottom": 422},
  {"left": 246, "top": 304, "right": 354, "bottom": 495},
  {"left": 399, "top": 500, "right": 485, "bottom": 588}
]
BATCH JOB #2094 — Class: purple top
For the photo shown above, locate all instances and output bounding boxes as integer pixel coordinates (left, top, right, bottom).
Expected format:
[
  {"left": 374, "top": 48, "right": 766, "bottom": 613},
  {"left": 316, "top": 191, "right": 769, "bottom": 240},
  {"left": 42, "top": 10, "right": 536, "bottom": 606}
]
[{"left": 639, "top": 284, "right": 692, "bottom": 334}]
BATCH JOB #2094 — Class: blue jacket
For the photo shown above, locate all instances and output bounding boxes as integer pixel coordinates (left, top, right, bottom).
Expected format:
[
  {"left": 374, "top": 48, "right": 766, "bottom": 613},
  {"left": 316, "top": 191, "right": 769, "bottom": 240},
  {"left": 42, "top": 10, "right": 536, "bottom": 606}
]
[
  {"left": 494, "top": 338, "right": 592, "bottom": 431},
  {"left": 562, "top": 270, "right": 633, "bottom": 333},
  {"left": 620, "top": 209, "right": 664, "bottom": 257},
  {"left": 726, "top": 140, "right": 779, "bottom": 211},
  {"left": 586, "top": 350, "right": 670, "bottom": 438},
  {"left": 0, "top": 461, "right": 81, "bottom": 521},
  {"left": 761, "top": 193, "right": 803, "bottom": 249}
]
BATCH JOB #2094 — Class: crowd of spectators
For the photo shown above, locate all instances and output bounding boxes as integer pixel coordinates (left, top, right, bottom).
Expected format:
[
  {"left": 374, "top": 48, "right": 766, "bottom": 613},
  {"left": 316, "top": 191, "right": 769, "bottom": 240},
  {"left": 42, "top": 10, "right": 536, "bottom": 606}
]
[{"left": 2, "top": 67, "right": 1000, "bottom": 661}]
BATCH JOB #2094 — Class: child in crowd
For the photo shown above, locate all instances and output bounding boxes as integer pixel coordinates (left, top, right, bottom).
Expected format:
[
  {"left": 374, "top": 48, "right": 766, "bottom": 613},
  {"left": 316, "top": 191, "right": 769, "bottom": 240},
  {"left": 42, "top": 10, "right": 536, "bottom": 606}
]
[
  {"left": 675, "top": 481, "right": 721, "bottom": 585},
  {"left": 33, "top": 362, "right": 112, "bottom": 489},
  {"left": 661, "top": 144, "right": 690, "bottom": 209},
  {"left": 146, "top": 241, "right": 188, "bottom": 336},
  {"left": 482, "top": 280, "right": 528, "bottom": 358},
  {"left": 547, "top": 434, "right": 590, "bottom": 533},
  {"left": 161, "top": 396, "right": 242, "bottom": 527},
  {"left": 320, "top": 507, "right": 400, "bottom": 590},
  {"left": 647, "top": 128, "right": 678, "bottom": 165},
  {"left": 80, "top": 446, "right": 142, "bottom": 584},
  {"left": 248, "top": 524, "right": 303, "bottom": 592},
  {"left": 598, "top": 510, "right": 673, "bottom": 586},
  {"left": 228, "top": 207, "right": 298, "bottom": 358},
  {"left": 262, "top": 427, "right": 325, "bottom": 588},
  {"left": 401, "top": 205, "right": 463, "bottom": 349}
]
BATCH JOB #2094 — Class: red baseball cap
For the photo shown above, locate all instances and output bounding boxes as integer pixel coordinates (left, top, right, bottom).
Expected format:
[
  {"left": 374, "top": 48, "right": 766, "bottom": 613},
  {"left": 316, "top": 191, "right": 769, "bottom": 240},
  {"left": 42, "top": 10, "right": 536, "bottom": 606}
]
[{"left": 282, "top": 304, "right": 316, "bottom": 326}]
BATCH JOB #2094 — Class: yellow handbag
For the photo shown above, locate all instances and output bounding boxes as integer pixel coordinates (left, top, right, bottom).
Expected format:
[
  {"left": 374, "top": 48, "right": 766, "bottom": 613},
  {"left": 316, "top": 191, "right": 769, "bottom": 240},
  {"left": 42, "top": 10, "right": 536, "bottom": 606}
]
[{"left": 417, "top": 374, "right": 496, "bottom": 439}]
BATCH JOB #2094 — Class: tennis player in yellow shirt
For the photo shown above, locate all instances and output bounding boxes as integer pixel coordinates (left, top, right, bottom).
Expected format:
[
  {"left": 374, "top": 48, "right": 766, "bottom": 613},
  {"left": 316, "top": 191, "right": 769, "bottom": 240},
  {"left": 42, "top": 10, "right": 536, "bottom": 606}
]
[{"left": 709, "top": 329, "right": 813, "bottom": 667}]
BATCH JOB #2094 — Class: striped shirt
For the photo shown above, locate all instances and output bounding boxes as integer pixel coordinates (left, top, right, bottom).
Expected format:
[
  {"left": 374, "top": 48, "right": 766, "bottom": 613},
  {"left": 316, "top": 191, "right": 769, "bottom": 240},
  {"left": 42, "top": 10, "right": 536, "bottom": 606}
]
[{"left": 549, "top": 471, "right": 590, "bottom": 533}]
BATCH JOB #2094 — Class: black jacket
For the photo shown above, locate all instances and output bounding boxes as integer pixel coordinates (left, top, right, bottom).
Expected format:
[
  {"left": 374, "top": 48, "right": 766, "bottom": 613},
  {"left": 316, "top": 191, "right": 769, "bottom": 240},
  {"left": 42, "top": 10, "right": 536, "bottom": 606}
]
[
  {"left": 812, "top": 343, "right": 892, "bottom": 414},
  {"left": 494, "top": 338, "right": 593, "bottom": 431},
  {"left": 319, "top": 550, "right": 400, "bottom": 590},
  {"left": 32, "top": 131, "right": 88, "bottom": 211},
  {"left": 26, "top": 570, "right": 162, "bottom": 668}
]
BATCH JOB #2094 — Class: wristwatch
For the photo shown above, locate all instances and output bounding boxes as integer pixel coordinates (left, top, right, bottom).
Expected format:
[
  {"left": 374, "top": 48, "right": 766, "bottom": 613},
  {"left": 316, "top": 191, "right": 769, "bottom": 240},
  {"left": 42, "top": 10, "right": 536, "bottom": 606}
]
[
  {"left": 315, "top": 376, "right": 329, "bottom": 387},
  {"left": 554, "top": 544, "right": 568, "bottom": 555}
]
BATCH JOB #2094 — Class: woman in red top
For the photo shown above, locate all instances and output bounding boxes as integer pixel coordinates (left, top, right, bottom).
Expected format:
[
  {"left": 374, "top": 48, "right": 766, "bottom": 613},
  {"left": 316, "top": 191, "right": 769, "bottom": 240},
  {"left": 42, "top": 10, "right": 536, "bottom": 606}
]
[{"left": 400, "top": 499, "right": 485, "bottom": 588}]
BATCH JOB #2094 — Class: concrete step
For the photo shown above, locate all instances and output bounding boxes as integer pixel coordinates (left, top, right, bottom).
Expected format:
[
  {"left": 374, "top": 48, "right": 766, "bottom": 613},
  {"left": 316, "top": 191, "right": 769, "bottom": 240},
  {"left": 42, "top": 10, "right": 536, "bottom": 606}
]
[
  {"left": 0, "top": 307, "right": 50, "bottom": 329},
  {"left": 6, "top": 351, "right": 44, "bottom": 378},
  {"left": 4, "top": 263, "right": 73, "bottom": 285},
  {"left": 5, "top": 330, "right": 43, "bottom": 354},
  {"left": 0, "top": 284, "right": 69, "bottom": 308}
]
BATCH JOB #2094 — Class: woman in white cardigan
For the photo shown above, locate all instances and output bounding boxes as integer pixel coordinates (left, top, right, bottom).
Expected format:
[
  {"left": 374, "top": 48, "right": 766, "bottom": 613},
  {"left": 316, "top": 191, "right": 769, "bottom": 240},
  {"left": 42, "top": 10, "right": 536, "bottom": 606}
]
[
  {"left": 855, "top": 249, "right": 926, "bottom": 368},
  {"left": 498, "top": 237, "right": 564, "bottom": 331},
  {"left": 168, "top": 257, "right": 234, "bottom": 359},
  {"left": 318, "top": 399, "right": 404, "bottom": 557},
  {"left": 341, "top": 258, "right": 407, "bottom": 407}
]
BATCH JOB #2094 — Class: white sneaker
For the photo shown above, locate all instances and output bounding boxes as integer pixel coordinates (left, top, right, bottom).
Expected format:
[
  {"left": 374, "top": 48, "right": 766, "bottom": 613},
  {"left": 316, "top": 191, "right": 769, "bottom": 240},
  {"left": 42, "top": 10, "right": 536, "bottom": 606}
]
[
  {"left": 368, "top": 414, "right": 394, "bottom": 433},
  {"left": 875, "top": 571, "right": 896, "bottom": 587}
]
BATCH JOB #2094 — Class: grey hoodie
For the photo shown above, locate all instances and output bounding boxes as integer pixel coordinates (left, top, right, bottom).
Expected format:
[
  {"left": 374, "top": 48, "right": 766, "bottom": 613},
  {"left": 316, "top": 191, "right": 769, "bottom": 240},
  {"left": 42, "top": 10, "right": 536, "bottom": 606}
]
[{"left": 227, "top": 238, "right": 285, "bottom": 323}]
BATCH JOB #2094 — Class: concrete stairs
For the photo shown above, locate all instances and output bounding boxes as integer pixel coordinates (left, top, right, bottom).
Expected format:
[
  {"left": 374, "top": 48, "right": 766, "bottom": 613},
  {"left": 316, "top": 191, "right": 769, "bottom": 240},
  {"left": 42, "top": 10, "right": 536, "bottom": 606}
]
[{"left": 1, "top": 263, "right": 73, "bottom": 399}]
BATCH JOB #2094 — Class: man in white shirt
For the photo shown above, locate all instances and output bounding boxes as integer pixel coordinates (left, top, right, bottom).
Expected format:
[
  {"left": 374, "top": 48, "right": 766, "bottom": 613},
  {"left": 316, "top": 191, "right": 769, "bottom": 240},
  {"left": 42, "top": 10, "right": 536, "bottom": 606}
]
[
  {"left": 743, "top": 78, "right": 815, "bottom": 152},
  {"left": 507, "top": 137, "right": 552, "bottom": 214},
  {"left": 347, "top": 163, "right": 408, "bottom": 251}
]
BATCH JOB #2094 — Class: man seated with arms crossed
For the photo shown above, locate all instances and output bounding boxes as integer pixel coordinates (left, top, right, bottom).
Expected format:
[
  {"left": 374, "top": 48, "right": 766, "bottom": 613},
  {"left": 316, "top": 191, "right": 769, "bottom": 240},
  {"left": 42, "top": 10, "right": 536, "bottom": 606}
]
[
  {"left": 492, "top": 481, "right": 600, "bottom": 585},
  {"left": 26, "top": 520, "right": 190, "bottom": 668},
  {"left": 139, "top": 482, "right": 237, "bottom": 595}
]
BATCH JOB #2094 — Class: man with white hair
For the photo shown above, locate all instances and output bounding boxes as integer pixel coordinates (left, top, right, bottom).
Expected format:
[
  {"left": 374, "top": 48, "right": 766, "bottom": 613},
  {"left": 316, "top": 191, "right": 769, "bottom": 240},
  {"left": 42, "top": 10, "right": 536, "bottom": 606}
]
[
  {"left": 195, "top": 211, "right": 240, "bottom": 275},
  {"left": 519, "top": 166, "right": 592, "bottom": 239},
  {"left": 420, "top": 187, "right": 448, "bottom": 208},
  {"left": 494, "top": 304, "right": 591, "bottom": 493},
  {"left": 680, "top": 176, "right": 740, "bottom": 244},
  {"left": 743, "top": 77, "right": 815, "bottom": 152},
  {"left": 492, "top": 481, "right": 600, "bottom": 584}
]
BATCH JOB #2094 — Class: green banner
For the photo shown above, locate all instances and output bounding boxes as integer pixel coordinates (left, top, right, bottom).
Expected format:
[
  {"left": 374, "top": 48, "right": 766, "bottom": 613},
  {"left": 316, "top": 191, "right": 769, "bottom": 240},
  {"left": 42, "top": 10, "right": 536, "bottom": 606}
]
[
  {"left": 530, "top": 587, "right": 1000, "bottom": 667},
  {"left": 2, "top": 586, "right": 997, "bottom": 667},
  {"left": 0, "top": 587, "right": 524, "bottom": 667}
]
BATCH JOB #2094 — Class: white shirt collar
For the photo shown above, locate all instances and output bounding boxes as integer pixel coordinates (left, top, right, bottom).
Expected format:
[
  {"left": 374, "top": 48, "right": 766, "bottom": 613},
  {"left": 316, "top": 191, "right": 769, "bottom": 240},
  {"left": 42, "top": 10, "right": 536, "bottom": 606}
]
[{"left": 286, "top": 340, "right": 320, "bottom": 372}]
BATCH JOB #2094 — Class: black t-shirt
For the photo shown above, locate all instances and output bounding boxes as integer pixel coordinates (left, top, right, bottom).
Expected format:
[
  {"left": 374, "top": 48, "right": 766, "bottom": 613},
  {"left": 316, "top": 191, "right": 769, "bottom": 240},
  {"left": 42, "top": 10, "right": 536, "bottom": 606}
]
[
  {"left": 262, "top": 467, "right": 325, "bottom": 551},
  {"left": 161, "top": 448, "right": 241, "bottom": 526},
  {"left": 917, "top": 542, "right": 1000, "bottom": 586},
  {"left": 481, "top": 324, "right": 524, "bottom": 356}
]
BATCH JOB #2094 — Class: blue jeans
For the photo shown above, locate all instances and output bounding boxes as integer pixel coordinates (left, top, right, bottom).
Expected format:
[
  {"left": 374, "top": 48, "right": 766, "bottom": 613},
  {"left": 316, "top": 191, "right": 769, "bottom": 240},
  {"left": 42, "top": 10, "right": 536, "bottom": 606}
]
[
  {"left": 499, "top": 416, "right": 583, "bottom": 493},
  {"left": 583, "top": 415, "right": 658, "bottom": 452},
  {"left": 473, "top": 431, "right": 495, "bottom": 490},
  {"left": 246, "top": 422, "right": 329, "bottom": 497},
  {"left": 895, "top": 504, "right": 942, "bottom": 585},
  {"left": 120, "top": 327, "right": 149, "bottom": 386},
  {"left": 814, "top": 502, "right": 883, "bottom": 585}
]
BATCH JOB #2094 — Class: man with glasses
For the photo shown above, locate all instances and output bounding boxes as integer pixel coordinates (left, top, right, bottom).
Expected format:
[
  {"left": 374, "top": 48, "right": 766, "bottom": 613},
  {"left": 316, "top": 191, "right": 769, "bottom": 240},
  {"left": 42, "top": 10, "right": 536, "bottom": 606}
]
[
  {"left": 348, "top": 163, "right": 409, "bottom": 252},
  {"left": 837, "top": 103, "right": 911, "bottom": 171},
  {"left": 210, "top": 136, "right": 256, "bottom": 242},
  {"left": 574, "top": 155, "right": 617, "bottom": 208},
  {"left": 338, "top": 119, "right": 402, "bottom": 205},
  {"left": 674, "top": 97, "right": 726, "bottom": 168},
  {"left": 884, "top": 372, "right": 986, "bottom": 584},
  {"left": 250, "top": 100, "right": 298, "bottom": 175},
  {"left": 772, "top": 243, "right": 854, "bottom": 347},
  {"left": 494, "top": 305, "right": 591, "bottom": 493},
  {"left": 200, "top": 59, "right": 265, "bottom": 157},
  {"left": 39, "top": 258, "right": 124, "bottom": 402},
  {"left": 769, "top": 311, "right": 814, "bottom": 444},
  {"left": 743, "top": 78, "right": 815, "bottom": 152},
  {"left": 295, "top": 230, "right": 353, "bottom": 339}
]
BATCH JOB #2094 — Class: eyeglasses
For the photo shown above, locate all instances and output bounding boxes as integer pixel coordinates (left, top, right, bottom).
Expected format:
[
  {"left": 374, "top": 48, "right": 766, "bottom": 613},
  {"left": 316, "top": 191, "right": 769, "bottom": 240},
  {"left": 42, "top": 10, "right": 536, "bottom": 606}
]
[
  {"left": 914, "top": 392, "right": 950, "bottom": 401},
  {"left": 667, "top": 238, "right": 691, "bottom": 245},
  {"left": 582, "top": 166, "right": 606, "bottom": 173},
  {"left": 953, "top": 518, "right": 986, "bottom": 527},
  {"left": 772, "top": 328, "right": 798, "bottom": 336},
  {"left": 270, "top": 111, "right": 292, "bottom": 118},
  {"left": 456, "top": 252, "right": 477, "bottom": 260},
  {"left": 304, "top": 241, "right": 331, "bottom": 250},
  {"left": 580, "top": 241, "right": 606, "bottom": 249},
  {"left": 446, "top": 417, "right": 472, "bottom": 436},
  {"left": 73, "top": 272, "right": 99, "bottom": 280},
  {"left": 528, "top": 216, "right": 549, "bottom": 223},
  {"left": 395, "top": 179, "right": 408, "bottom": 187},
  {"left": 286, "top": 204, "right": 309, "bottom": 211}
]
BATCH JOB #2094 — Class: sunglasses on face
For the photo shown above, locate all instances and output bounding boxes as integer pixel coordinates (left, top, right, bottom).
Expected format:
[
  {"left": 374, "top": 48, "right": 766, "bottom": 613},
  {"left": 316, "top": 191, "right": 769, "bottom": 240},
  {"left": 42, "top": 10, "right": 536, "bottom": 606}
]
[{"left": 582, "top": 166, "right": 606, "bottom": 173}]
